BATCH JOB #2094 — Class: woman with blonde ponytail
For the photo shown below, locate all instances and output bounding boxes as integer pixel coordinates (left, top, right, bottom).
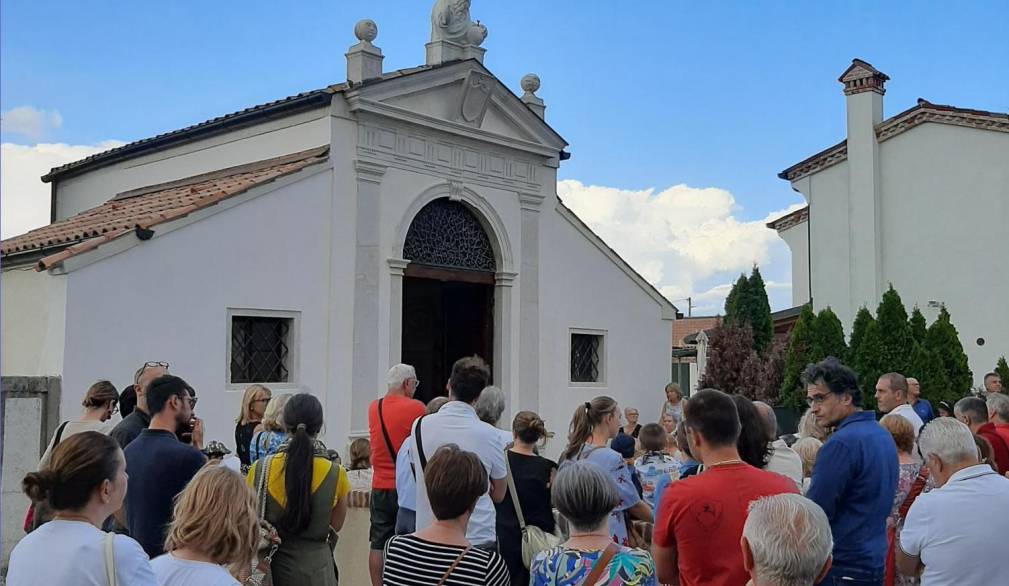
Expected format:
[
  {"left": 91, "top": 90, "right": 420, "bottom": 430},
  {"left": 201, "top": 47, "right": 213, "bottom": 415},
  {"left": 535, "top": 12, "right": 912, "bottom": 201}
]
[
  {"left": 246, "top": 393, "right": 349, "bottom": 586},
  {"left": 559, "top": 396, "right": 651, "bottom": 546},
  {"left": 495, "top": 411, "right": 558, "bottom": 584}
]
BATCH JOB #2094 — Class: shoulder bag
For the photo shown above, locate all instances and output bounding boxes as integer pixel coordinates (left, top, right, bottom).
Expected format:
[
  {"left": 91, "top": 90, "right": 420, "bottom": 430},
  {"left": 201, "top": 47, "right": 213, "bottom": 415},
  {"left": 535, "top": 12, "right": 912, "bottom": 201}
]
[
  {"left": 505, "top": 451, "right": 562, "bottom": 568},
  {"left": 247, "top": 456, "right": 281, "bottom": 586},
  {"left": 581, "top": 543, "right": 619, "bottom": 586},
  {"left": 103, "top": 532, "right": 117, "bottom": 586}
]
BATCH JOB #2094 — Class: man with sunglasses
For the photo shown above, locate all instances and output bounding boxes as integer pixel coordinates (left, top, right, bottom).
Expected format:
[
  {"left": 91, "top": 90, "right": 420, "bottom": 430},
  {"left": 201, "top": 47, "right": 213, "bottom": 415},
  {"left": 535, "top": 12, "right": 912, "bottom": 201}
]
[
  {"left": 110, "top": 361, "right": 169, "bottom": 449},
  {"left": 121, "top": 374, "right": 206, "bottom": 557},
  {"left": 803, "top": 358, "right": 897, "bottom": 586}
]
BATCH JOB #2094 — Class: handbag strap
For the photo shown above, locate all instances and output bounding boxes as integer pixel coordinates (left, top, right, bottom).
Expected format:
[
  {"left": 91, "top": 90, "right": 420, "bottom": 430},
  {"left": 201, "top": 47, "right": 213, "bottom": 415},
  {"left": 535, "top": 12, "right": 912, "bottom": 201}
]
[
  {"left": 377, "top": 398, "right": 398, "bottom": 463},
  {"left": 414, "top": 415, "right": 429, "bottom": 471},
  {"left": 582, "top": 543, "right": 618, "bottom": 585},
  {"left": 897, "top": 465, "right": 930, "bottom": 521},
  {"left": 504, "top": 450, "right": 526, "bottom": 529},
  {"left": 53, "top": 421, "right": 70, "bottom": 446},
  {"left": 255, "top": 455, "right": 271, "bottom": 519},
  {"left": 436, "top": 546, "right": 470, "bottom": 586},
  {"left": 103, "top": 532, "right": 117, "bottom": 586}
]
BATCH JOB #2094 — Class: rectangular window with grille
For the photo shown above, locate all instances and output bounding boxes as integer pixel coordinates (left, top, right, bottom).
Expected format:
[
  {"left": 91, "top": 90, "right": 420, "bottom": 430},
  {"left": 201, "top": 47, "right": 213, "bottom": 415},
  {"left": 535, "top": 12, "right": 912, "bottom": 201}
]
[
  {"left": 570, "top": 330, "right": 606, "bottom": 384},
  {"left": 229, "top": 314, "right": 294, "bottom": 384}
]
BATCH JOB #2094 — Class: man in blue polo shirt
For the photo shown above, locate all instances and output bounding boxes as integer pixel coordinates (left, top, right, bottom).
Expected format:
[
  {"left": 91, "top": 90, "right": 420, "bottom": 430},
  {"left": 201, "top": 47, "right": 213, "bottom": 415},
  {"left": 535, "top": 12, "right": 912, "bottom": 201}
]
[
  {"left": 122, "top": 375, "right": 205, "bottom": 557},
  {"left": 804, "top": 358, "right": 897, "bottom": 586}
]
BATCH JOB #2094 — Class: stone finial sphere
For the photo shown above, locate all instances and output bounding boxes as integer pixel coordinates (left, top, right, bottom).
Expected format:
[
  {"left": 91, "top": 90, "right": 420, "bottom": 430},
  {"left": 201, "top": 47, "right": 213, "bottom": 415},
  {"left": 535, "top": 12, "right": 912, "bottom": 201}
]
[
  {"left": 354, "top": 19, "right": 378, "bottom": 43},
  {"left": 520, "top": 74, "right": 541, "bottom": 94},
  {"left": 466, "top": 22, "right": 488, "bottom": 46}
]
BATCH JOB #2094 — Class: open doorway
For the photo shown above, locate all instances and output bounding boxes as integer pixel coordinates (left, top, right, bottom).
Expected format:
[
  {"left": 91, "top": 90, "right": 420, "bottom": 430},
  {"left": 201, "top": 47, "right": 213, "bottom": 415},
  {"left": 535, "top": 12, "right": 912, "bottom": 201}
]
[{"left": 401, "top": 269, "right": 494, "bottom": 404}]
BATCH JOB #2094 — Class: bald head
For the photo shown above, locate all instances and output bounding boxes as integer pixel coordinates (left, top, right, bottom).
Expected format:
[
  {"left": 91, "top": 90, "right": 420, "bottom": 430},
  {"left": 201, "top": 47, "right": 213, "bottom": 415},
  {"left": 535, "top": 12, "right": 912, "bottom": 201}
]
[{"left": 754, "top": 401, "right": 778, "bottom": 442}]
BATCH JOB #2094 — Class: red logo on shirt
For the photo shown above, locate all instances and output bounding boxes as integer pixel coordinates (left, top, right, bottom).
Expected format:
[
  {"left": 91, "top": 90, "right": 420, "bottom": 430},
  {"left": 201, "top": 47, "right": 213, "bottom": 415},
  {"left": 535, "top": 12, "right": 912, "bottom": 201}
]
[{"left": 689, "top": 499, "right": 723, "bottom": 531}]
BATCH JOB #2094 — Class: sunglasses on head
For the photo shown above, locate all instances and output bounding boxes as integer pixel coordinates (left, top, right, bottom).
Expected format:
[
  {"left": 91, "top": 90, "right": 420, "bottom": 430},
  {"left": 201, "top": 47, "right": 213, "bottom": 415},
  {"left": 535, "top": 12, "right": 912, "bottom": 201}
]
[{"left": 145, "top": 361, "right": 170, "bottom": 369}]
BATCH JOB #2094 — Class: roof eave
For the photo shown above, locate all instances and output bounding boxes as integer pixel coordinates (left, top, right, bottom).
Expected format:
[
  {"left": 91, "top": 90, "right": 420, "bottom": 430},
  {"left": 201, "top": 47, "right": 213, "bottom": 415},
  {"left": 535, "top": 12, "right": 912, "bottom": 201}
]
[{"left": 41, "top": 91, "right": 334, "bottom": 183}]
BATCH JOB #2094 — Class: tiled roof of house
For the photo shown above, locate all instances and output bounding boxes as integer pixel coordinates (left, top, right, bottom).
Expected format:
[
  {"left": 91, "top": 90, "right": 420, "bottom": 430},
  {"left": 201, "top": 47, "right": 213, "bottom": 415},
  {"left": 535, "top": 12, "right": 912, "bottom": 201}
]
[
  {"left": 672, "top": 316, "right": 721, "bottom": 347},
  {"left": 2, "top": 146, "right": 329, "bottom": 270},
  {"left": 779, "top": 99, "right": 1009, "bottom": 182},
  {"left": 766, "top": 206, "right": 810, "bottom": 231}
]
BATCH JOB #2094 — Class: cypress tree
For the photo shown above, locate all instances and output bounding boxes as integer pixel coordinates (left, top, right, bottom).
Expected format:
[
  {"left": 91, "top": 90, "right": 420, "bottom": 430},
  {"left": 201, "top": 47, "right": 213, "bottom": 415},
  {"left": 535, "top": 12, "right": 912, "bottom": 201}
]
[
  {"left": 925, "top": 306, "right": 974, "bottom": 397},
  {"left": 847, "top": 307, "right": 874, "bottom": 366},
  {"left": 724, "top": 274, "right": 748, "bottom": 324},
  {"left": 746, "top": 267, "right": 774, "bottom": 353},
  {"left": 854, "top": 319, "right": 886, "bottom": 411},
  {"left": 811, "top": 307, "right": 848, "bottom": 362},
  {"left": 779, "top": 304, "right": 816, "bottom": 410},
  {"left": 908, "top": 343, "right": 953, "bottom": 404},
  {"left": 909, "top": 306, "right": 928, "bottom": 346},
  {"left": 875, "top": 285, "right": 913, "bottom": 375},
  {"left": 996, "top": 356, "right": 1009, "bottom": 388}
]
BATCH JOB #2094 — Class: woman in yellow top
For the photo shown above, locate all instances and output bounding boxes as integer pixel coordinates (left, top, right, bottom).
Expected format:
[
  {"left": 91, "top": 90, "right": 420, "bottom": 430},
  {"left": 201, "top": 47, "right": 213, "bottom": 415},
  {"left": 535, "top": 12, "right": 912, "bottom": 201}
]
[{"left": 247, "top": 393, "right": 349, "bottom": 586}]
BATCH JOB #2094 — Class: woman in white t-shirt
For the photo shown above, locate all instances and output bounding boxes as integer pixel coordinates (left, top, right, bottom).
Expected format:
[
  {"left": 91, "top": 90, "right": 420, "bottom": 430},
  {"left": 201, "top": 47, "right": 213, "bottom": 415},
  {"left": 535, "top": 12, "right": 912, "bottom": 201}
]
[
  {"left": 151, "top": 463, "right": 258, "bottom": 586},
  {"left": 38, "top": 380, "right": 120, "bottom": 469},
  {"left": 8, "top": 431, "right": 156, "bottom": 585}
]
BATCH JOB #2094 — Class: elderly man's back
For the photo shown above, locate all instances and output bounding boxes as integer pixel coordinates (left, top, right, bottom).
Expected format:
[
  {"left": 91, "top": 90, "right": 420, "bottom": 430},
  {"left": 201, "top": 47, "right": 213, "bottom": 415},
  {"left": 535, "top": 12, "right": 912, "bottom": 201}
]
[{"left": 899, "top": 465, "right": 1009, "bottom": 585}]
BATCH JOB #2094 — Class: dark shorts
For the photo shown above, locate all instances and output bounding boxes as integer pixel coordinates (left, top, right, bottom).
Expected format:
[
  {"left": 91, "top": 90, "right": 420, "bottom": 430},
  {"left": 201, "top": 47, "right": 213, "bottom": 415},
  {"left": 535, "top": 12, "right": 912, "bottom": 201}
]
[{"left": 369, "top": 488, "right": 399, "bottom": 550}]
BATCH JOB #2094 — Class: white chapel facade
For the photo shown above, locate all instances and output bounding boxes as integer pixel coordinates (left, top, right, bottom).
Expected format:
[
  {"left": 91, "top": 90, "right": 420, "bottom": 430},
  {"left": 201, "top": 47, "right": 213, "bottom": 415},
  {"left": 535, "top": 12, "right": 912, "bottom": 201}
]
[
  {"left": 1, "top": 6, "right": 677, "bottom": 453},
  {"left": 770, "top": 59, "right": 1009, "bottom": 384}
]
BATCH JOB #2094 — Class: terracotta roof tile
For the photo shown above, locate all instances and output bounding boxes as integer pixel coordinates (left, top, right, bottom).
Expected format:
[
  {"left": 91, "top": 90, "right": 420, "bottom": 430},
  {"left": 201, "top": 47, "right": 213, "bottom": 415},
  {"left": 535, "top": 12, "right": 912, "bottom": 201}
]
[
  {"left": 672, "top": 316, "right": 721, "bottom": 348},
  {"left": 2, "top": 146, "right": 329, "bottom": 270}
]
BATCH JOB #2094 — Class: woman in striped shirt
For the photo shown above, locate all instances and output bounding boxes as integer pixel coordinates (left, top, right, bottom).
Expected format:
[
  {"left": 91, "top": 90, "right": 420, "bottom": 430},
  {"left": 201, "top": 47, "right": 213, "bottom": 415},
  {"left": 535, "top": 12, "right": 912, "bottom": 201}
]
[{"left": 383, "top": 444, "right": 509, "bottom": 586}]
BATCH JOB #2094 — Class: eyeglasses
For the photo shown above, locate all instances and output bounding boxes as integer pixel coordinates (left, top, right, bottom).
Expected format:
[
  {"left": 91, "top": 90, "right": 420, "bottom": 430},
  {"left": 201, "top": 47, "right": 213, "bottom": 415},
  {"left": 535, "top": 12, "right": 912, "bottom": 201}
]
[
  {"left": 108, "top": 403, "right": 119, "bottom": 415},
  {"left": 144, "top": 361, "right": 170, "bottom": 369},
  {"left": 178, "top": 395, "right": 198, "bottom": 408},
  {"left": 805, "top": 393, "right": 834, "bottom": 407},
  {"left": 412, "top": 379, "right": 422, "bottom": 389}
]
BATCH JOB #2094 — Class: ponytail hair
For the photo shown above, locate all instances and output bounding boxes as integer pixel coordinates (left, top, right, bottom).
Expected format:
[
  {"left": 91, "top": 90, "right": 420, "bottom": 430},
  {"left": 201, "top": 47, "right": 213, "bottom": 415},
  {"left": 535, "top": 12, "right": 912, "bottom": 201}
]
[
  {"left": 512, "top": 410, "right": 548, "bottom": 445},
  {"left": 23, "top": 431, "right": 120, "bottom": 511},
  {"left": 561, "top": 396, "right": 617, "bottom": 462},
  {"left": 278, "top": 393, "right": 325, "bottom": 534}
]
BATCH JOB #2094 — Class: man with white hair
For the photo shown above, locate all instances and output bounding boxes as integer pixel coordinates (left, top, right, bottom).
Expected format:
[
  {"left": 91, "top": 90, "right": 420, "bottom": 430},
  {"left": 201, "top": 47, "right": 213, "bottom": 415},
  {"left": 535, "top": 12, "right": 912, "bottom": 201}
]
[
  {"left": 474, "top": 385, "right": 512, "bottom": 446},
  {"left": 366, "top": 363, "right": 425, "bottom": 585},
  {"left": 741, "top": 494, "right": 833, "bottom": 586},
  {"left": 906, "top": 377, "right": 934, "bottom": 424},
  {"left": 987, "top": 392, "right": 1009, "bottom": 450},
  {"left": 897, "top": 418, "right": 1009, "bottom": 584}
]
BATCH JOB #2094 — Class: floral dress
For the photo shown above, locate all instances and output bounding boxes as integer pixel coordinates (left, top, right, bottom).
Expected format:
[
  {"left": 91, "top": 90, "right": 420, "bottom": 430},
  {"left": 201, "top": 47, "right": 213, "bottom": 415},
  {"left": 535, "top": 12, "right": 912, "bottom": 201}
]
[
  {"left": 249, "top": 430, "right": 287, "bottom": 464},
  {"left": 530, "top": 545, "right": 657, "bottom": 585},
  {"left": 565, "top": 445, "right": 642, "bottom": 545},
  {"left": 887, "top": 462, "right": 933, "bottom": 586}
]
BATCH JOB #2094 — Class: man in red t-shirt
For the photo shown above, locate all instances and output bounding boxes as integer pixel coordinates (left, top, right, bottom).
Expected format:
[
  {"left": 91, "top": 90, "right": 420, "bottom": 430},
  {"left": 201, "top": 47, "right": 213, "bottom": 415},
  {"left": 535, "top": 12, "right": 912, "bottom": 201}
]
[
  {"left": 652, "top": 389, "right": 798, "bottom": 586},
  {"left": 367, "top": 364, "right": 425, "bottom": 585}
]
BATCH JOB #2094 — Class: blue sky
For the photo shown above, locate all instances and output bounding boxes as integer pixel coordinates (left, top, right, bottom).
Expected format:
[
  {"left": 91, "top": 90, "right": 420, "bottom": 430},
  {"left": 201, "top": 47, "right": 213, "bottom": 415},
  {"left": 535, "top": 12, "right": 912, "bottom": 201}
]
[{"left": 3, "top": 1, "right": 1007, "bottom": 313}]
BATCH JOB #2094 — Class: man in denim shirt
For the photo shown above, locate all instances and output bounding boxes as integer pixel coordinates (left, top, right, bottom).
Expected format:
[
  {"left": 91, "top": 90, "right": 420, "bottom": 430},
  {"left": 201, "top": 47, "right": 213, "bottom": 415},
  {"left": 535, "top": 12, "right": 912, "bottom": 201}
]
[{"left": 804, "top": 358, "right": 898, "bottom": 585}]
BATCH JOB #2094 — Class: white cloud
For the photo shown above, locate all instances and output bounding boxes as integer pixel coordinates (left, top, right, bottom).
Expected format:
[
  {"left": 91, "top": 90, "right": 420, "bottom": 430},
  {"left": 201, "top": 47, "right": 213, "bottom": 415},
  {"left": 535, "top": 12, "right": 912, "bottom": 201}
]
[
  {"left": 558, "top": 179, "right": 804, "bottom": 315},
  {"left": 1, "top": 107, "right": 64, "bottom": 141},
  {"left": 1, "top": 141, "right": 124, "bottom": 239}
]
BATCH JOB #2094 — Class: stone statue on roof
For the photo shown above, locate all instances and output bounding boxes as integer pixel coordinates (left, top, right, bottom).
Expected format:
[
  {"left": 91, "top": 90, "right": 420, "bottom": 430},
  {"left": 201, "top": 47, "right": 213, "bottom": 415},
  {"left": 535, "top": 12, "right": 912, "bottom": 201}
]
[{"left": 430, "top": 0, "right": 487, "bottom": 46}]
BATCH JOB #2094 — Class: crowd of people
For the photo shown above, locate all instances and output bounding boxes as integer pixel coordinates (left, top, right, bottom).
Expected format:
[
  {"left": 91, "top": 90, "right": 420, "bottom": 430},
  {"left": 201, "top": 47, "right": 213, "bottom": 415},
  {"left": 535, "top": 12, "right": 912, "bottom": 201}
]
[{"left": 7, "top": 357, "right": 1009, "bottom": 586}]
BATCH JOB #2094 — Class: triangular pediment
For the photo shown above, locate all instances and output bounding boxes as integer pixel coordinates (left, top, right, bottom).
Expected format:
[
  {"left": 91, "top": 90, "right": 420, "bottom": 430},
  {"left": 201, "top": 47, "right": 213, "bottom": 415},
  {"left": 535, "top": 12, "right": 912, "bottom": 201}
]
[{"left": 346, "top": 60, "right": 567, "bottom": 155}]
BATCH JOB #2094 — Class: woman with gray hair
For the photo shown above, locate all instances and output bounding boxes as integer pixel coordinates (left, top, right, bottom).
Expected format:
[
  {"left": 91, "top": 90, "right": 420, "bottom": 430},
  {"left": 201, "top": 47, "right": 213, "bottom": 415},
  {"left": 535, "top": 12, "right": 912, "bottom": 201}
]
[
  {"left": 475, "top": 386, "right": 513, "bottom": 446},
  {"left": 741, "top": 493, "right": 833, "bottom": 586},
  {"left": 529, "top": 461, "right": 657, "bottom": 585}
]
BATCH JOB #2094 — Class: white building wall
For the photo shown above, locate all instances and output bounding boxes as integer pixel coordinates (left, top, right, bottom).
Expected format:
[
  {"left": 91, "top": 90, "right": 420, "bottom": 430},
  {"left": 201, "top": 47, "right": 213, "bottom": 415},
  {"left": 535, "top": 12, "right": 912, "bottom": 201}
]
[
  {"left": 779, "top": 222, "right": 810, "bottom": 306},
  {"left": 1, "top": 267, "right": 67, "bottom": 376},
  {"left": 877, "top": 123, "right": 1009, "bottom": 383},
  {"left": 539, "top": 204, "right": 673, "bottom": 460},
  {"left": 791, "top": 123, "right": 1009, "bottom": 386},
  {"left": 56, "top": 170, "right": 350, "bottom": 447},
  {"left": 54, "top": 109, "right": 331, "bottom": 219}
]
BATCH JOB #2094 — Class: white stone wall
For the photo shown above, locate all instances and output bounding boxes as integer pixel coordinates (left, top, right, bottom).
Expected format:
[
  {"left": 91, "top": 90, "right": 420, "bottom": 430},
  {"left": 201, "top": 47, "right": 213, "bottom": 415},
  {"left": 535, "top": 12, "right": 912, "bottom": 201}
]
[
  {"left": 1, "top": 397, "right": 43, "bottom": 571},
  {"left": 778, "top": 221, "right": 810, "bottom": 306},
  {"left": 56, "top": 170, "right": 346, "bottom": 448},
  {"left": 54, "top": 108, "right": 331, "bottom": 220},
  {"left": 788, "top": 121, "right": 1009, "bottom": 385},
  {"left": 1, "top": 268, "right": 67, "bottom": 377}
]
